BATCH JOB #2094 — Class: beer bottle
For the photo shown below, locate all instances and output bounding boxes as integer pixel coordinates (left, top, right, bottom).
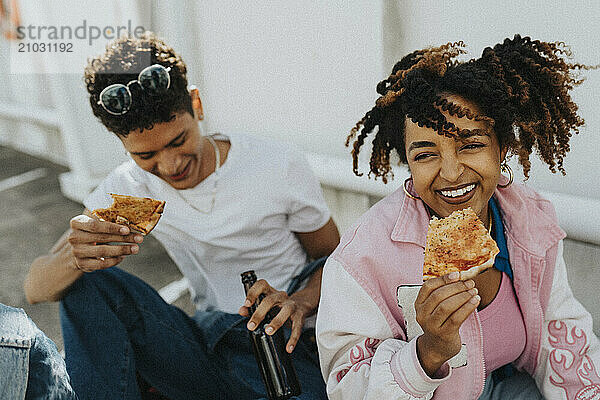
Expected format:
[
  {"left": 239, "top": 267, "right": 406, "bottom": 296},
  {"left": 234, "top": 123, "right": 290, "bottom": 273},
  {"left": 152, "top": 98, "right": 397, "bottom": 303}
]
[{"left": 241, "top": 271, "right": 301, "bottom": 400}]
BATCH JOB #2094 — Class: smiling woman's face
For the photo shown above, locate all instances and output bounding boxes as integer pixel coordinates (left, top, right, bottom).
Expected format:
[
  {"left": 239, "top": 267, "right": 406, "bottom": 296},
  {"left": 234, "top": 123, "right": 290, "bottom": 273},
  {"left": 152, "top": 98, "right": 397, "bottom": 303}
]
[{"left": 404, "top": 94, "right": 506, "bottom": 228}]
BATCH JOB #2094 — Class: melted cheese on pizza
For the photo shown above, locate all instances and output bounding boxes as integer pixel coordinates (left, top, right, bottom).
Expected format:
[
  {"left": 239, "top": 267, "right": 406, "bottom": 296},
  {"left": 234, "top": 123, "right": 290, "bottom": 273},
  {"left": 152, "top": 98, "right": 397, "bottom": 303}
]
[
  {"left": 423, "top": 207, "right": 499, "bottom": 280},
  {"left": 92, "top": 193, "right": 165, "bottom": 235}
]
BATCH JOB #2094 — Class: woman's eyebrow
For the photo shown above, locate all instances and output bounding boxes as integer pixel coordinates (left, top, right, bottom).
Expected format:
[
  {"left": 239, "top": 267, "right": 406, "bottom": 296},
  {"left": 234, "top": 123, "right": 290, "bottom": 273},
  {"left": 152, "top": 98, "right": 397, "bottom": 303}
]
[
  {"left": 408, "top": 141, "right": 436, "bottom": 152},
  {"left": 459, "top": 134, "right": 490, "bottom": 143}
]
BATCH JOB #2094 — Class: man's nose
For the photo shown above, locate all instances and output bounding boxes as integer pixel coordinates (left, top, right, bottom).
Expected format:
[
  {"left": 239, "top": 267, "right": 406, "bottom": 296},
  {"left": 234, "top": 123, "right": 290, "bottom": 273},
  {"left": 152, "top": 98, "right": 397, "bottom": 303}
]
[{"left": 157, "top": 150, "right": 183, "bottom": 177}]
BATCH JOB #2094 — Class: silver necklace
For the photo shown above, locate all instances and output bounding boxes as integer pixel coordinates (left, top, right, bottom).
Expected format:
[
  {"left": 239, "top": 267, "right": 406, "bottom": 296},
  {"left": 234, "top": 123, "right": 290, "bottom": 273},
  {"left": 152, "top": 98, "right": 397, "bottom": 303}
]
[{"left": 177, "top": 134, "right": 220, "bottom": 213}]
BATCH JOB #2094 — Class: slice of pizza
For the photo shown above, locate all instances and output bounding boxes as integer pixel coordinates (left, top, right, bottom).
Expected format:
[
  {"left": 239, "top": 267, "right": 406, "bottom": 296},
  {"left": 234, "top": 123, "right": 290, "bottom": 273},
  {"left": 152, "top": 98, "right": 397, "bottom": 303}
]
[
  {"left": 423, "top": 207, "right": 499, "bottom": 281},
  {"left": 92, "top": 194, "right": 165, "bottom": 235}
]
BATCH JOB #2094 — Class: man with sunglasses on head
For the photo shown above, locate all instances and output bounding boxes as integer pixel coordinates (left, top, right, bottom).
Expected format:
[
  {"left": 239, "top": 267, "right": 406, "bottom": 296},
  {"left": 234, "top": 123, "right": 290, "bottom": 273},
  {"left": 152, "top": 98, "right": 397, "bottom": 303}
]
[{"left": 24, "top": 32, "right": 339, "bottom": 400}]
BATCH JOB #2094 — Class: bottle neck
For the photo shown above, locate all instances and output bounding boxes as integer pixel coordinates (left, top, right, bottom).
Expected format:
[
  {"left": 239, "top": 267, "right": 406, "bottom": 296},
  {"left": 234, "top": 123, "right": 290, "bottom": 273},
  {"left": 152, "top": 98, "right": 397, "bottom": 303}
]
[{"left": 241, "top": 271, "right": 261, "bottom": 314}]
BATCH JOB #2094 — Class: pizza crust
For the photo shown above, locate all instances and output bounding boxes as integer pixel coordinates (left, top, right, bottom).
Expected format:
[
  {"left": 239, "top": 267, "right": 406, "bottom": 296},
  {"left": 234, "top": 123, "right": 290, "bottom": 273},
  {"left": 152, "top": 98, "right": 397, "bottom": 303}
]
[
  {"left": 458, "top": 255, "right": 495, "bottom": 280},
  {"left": 131, "top": 211, "right": 163, "bottom": 235}
]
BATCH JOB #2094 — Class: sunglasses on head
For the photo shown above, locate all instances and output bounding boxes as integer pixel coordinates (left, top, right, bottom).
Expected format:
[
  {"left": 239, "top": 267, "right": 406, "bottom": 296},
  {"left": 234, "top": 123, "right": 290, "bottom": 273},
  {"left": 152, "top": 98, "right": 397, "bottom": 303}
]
[{"left": 97, "top": 64, "right": 171, "bottom": 115}]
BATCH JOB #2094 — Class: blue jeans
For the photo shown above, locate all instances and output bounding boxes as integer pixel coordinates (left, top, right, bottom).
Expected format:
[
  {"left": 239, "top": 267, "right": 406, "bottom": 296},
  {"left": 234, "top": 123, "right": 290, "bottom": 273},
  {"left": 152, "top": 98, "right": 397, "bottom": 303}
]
[
  {"left": 0, "top": 303, "right": 77, "bottom": 400},
  {"left": 478, "top": 369, "right": 544, "bottom": 400},
  {"left": 59, "top": 264, "right": 327, "bottom": 400}
]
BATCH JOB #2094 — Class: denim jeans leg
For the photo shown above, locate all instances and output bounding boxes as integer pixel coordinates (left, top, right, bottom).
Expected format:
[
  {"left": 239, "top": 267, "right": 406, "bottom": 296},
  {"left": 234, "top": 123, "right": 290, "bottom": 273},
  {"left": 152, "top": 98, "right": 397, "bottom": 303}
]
[
  {"left": 60, "top": 267, "right": 226, "bottom": 400},
  {"left": 213, "top": 322, "right": 327, "bottom": 400},
  {"left": 0, "top": 304, "right": 76, "bottom": 400},
  {"left": 27, "top": 325, "right": 77, "bottom": 400},
  {"left": 478, "top": 369, "right": 544, "bottom": 400}
]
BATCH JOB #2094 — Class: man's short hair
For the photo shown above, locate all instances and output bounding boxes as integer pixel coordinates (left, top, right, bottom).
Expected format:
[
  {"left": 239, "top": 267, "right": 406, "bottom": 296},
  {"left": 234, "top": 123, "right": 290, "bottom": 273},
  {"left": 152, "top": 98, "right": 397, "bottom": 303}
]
[{"left": 84, "top": 32, "right": 194, "bottom": 137}]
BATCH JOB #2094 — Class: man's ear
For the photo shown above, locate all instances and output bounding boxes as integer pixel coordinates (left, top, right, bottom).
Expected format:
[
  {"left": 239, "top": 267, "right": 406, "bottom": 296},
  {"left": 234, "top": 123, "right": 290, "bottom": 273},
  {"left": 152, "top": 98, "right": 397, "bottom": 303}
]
[{"left": 189, "top": 85, "right": 204, "bottom": 121}]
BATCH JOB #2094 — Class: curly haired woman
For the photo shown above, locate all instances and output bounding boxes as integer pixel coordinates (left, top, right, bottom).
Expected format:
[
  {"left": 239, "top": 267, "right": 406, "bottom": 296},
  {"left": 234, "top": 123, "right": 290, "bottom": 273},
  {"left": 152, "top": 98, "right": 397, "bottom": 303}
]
[{"left": 316, "top": 35, "right": 600, "bottom": 399}]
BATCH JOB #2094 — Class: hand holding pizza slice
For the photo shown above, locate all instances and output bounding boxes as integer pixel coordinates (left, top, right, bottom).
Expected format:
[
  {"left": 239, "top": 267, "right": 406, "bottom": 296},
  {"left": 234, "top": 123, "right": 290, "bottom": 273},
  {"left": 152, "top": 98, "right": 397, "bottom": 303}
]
[
  {"left": 415, "top": 207, "right": 498, "bottom": 376},
  {"left": 92, "top": 194, "right": 165, "bottom": 235},
  {"left": 423, "top": 207, "right": 499, "bottom": 281}
]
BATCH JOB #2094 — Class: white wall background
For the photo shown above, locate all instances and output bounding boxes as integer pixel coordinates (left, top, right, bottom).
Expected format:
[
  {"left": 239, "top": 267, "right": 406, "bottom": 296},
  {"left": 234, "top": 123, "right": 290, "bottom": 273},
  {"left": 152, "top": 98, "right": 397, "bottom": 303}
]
[
  {"left": 382, "top": 0, "right": 600, "bottom": 200},
  {"left": 0, "top": 0, "right": 144, "bottom": 198},
  {"left": 147, "top": 0, "right": 385, "bottom": 174},
  {"left": 1, "top": 0, "right": 599, "bottom": 240}
]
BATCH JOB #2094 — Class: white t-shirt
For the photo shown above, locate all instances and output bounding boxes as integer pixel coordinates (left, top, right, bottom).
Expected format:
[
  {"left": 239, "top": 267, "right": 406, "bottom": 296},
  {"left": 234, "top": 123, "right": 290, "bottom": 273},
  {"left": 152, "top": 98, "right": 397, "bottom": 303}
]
[{"left": 84, "top": 132, "right": 331, "bottom": 314}]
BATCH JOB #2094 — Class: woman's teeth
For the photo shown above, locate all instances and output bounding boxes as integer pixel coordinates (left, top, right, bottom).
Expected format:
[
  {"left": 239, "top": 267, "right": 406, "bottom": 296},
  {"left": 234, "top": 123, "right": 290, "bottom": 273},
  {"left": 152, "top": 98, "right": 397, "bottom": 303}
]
[{"left": 441, "top": 184, "right": 475, "bottom": 198}]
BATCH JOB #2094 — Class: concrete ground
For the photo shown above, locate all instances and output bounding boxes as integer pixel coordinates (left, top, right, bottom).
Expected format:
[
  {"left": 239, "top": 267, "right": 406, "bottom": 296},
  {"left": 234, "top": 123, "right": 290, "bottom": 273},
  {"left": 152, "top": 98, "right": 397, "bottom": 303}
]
[
  {"left": 0, "top": 145, "right": 194, "bottom": 350},
  {"left": 1, "top": 145, "right": 600, "bottom": 351}
]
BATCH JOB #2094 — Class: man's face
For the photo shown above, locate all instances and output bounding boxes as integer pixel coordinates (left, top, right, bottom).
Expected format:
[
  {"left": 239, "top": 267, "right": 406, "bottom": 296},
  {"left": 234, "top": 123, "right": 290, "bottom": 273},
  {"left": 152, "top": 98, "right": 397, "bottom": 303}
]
[{"left": 120, "top": 112, "right": 207, "bottom": 189}]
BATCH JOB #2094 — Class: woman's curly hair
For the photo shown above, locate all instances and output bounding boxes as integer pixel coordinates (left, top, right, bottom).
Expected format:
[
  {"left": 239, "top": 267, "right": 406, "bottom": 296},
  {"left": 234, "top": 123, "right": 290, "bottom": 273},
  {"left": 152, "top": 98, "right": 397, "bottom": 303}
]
[
  {"left": 347, "top": 34, "right": 596, "bottom": 183},
  {"left": 84, "top": 32, "right": 193, "bottom": 137}
]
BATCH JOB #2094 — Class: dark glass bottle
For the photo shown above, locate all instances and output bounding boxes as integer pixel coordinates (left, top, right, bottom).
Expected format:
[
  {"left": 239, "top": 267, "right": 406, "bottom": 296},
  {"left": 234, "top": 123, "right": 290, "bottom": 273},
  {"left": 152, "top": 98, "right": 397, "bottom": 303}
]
[{"left": 241, "top": 270, "right": 301, "bottom": 400}]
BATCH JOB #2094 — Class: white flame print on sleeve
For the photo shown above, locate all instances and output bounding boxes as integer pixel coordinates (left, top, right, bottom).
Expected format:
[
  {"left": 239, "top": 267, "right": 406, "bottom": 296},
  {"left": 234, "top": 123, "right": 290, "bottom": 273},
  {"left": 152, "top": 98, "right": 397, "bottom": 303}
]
[
  {"left": 335, "top": 338, "right": 382, "bottom": 382},
  {"left": 548, "top": 320, "right": 600, "bottom": 400}
]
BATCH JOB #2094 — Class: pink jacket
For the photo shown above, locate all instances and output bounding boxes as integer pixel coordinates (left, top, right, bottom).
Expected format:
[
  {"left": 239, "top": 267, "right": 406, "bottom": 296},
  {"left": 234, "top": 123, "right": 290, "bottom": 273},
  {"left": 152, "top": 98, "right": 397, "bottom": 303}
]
[{"left": 317, "top": 183, "right": 600, "bottom": 399}]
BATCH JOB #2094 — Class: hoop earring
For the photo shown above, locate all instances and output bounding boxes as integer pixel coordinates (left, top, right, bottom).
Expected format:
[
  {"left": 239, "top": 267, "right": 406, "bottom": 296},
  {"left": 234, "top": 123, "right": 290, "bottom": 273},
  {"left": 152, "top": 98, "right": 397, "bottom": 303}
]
[
  {"left": 498, "top": 163, "right": 513, "bottom": 188},
  {"left": 403, "top": 178, "right": 420, "bottom": 200}
]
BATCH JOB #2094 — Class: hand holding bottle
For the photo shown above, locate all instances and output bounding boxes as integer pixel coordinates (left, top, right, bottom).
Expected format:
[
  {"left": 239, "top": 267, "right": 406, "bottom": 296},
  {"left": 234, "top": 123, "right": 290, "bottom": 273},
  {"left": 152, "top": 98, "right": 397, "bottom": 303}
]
[
  {"left": 240, "top": 271, "right": 301, "bottom": 400},
  {"left": 238, "top": 278, "right": 313, "bottom": 353}
]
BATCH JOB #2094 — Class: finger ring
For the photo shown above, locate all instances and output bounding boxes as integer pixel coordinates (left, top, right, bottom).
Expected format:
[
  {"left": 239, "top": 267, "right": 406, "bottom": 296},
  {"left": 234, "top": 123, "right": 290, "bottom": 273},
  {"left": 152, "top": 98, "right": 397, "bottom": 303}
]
[{"left": 99, "top": 257, "right": 105, "bottom": 261}]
